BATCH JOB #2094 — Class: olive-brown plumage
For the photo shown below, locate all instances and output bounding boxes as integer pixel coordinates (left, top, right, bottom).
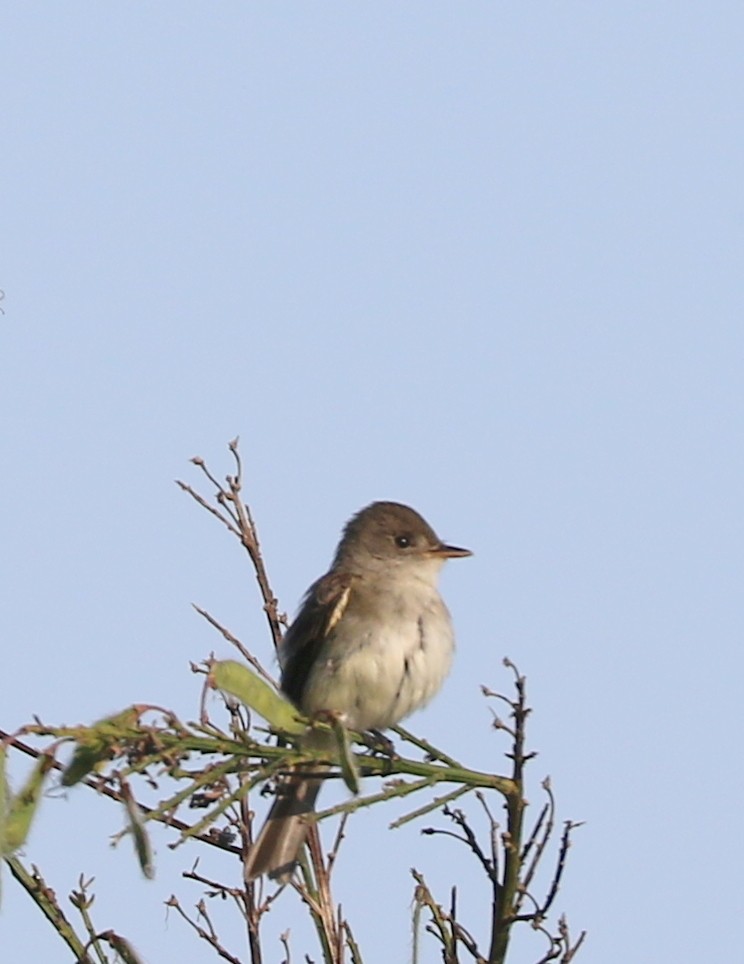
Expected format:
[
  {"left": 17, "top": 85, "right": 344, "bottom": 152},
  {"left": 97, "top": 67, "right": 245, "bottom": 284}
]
[{"left": 244, "top": 501, "right": 471, "bottom": 881}]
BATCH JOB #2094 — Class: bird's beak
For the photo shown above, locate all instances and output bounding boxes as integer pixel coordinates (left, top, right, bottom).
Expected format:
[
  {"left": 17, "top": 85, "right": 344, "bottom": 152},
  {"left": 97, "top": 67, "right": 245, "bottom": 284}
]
[{"left": 430, "top": 543, "right": 472, "bottom": 559}]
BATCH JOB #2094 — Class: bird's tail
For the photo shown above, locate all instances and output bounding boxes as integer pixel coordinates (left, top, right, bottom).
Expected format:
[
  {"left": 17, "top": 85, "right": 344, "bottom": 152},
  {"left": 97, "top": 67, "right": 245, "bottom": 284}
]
[{"left": 244, "top": 771, "right": 325, "bottom": 882}]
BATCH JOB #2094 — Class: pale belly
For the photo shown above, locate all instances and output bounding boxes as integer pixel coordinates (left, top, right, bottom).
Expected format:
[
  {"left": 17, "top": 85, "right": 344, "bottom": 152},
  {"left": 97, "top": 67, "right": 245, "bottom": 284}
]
[{"left": 300, "top": 596, "right": 455, "bottom": 731}]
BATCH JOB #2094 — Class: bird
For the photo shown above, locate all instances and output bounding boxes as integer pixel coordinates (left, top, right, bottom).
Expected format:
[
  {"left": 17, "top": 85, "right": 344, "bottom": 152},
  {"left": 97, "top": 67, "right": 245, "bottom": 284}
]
[{"left": 244, "top": 500, "right": 471, "bottom": 881}]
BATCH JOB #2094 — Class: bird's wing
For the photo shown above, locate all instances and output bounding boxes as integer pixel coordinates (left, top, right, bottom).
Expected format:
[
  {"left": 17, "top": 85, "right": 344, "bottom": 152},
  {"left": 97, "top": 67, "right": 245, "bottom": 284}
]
[{"left": 280, "top": 570, "right": 353, "bottom": 708}]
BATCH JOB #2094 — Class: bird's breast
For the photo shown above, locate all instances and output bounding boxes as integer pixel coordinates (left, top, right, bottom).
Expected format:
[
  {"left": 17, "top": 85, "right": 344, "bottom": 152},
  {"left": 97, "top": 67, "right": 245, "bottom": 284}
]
[{"left": 300, "top": 585, "right": 455, "bottom": 730}]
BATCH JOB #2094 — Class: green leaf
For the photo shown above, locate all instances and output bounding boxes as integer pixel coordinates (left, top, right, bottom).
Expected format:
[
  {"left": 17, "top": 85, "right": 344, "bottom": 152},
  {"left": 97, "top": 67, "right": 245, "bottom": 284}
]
[
  {"left": 210, "top": 660, "right": 305, "bottom": 734},
  {"left": 121, "top": 781, "right": 154, "bottom": 880},
  {"left": 61, "top": 707, "right": 142, "bottom": 787},
  {"left": 61, "top": 744, "right": 105, "bottom": 788},
  {"left": 330, "top": 716, "right": 360, "bottom": 795},
  {"left": 2, "top": 754, "right": 54, "bottom": 853}
]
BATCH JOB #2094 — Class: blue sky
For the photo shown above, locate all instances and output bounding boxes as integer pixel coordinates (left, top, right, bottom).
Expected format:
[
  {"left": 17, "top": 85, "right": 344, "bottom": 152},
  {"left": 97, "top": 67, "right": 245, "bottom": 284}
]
[{"left": 2, "top": 4, "right": 743, "bottom": 961}]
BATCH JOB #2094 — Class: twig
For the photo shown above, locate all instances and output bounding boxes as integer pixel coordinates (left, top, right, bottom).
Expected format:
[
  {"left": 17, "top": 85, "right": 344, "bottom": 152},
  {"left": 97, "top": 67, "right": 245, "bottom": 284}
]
[
  {"left": 391, "top": 725, "right": 462, "bottom": 768},
  {"left": 193, "top": 605, "right": 278, "bottom": 688},
  {"left": 166, "top": 895, "right": 243, "bottom": 964},
  {"left": 178, "top": 440, "right": 285, "bottom": 651},
  {"left": 539, "top": 820, "right": 583, "bottom": 918},
  {"left": 4, "top": 858, "right": 96, "bottom": 963},
  {"left": 559, "top": 914, "right": 587, "bottom": 962},
  {"left": 0, "top": 730, "right": 243, "bottom": 856},
  {"left": 390, "top": 784, "right": 472, "bottom": 829},
  {"left": 514, "top": 778, "right": 555, "bottom": 914},
  {"left": 175, "top": 480, "right": 241, "bottom": 537}
]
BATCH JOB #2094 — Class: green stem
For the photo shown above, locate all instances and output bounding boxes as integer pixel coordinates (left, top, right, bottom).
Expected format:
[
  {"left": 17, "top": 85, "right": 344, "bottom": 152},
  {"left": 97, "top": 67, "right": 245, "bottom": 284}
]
[{"left": 4, "top": 856, "right": 97, "bottom": 963}]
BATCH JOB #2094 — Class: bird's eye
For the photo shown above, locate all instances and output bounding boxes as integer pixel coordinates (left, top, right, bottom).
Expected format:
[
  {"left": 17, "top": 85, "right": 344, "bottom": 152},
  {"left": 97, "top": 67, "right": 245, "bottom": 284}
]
[{"left": 395, "top": 535, "right": 411, "bottom": 549}]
